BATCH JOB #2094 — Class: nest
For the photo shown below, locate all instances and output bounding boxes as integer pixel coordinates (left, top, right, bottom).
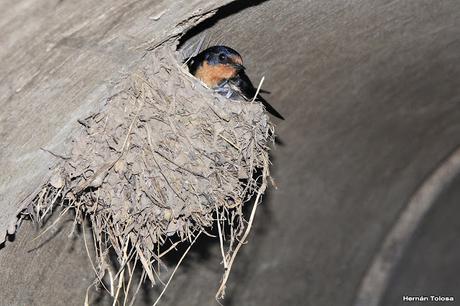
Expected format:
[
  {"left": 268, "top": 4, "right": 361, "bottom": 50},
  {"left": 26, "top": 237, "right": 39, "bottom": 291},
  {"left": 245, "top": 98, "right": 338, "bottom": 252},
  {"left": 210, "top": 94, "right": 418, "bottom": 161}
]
[{"left": 30, "top": 45, "right": 274, "bottom": 302}]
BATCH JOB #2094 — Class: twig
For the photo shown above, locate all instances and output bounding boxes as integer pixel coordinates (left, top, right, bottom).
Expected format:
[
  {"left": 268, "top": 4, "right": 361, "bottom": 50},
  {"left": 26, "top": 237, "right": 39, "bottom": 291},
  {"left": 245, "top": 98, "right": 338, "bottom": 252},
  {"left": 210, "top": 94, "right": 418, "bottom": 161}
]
[
  {"left": 251, "top": 76, "right": 265, "bottom": 102},
  {"left": 154, "top": 149, "right": 207, "bottom": 178},
  {"left": 112, "top": 268, "right": 124, "bottom": 305},
  {"left": 158, "top": 240, "right": 182, "bottom": 258},
  {"left": 153, "top": 231, "right": 202, "bottom": 306},
  {"left": 82, "top": 221, "right": 111, "bottom": 294},
  {"left": 128, "top": 270, "right": 145, "bottom": 306},
  {"left": 215, "top": 159, "right": 268, "bottom": 299},
  {"left": 219, "top": 134, "right": 241, "bottom": 151},
  {"left": 144, "top": 124, "right": 186, "bottom": 203},
  {"left": 40, "top": 147, "right": 71, "bottom": 159},
  {"left": 215, "top": 203, "right": 228, "bottom": 269},
  {"left": 123, "top": 259, "right": 136, "bottom": 306},
  {"left": 31, "top": 205, "right": 70, "bottom": 243}
]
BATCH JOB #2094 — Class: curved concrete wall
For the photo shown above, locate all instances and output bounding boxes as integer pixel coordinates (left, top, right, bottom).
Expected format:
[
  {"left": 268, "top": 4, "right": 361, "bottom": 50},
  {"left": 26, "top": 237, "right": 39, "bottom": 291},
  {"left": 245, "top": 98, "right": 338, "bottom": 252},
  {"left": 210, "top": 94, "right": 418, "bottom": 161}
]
[{"left": 1, "top": 1, "right": 460, "bottom": 305}]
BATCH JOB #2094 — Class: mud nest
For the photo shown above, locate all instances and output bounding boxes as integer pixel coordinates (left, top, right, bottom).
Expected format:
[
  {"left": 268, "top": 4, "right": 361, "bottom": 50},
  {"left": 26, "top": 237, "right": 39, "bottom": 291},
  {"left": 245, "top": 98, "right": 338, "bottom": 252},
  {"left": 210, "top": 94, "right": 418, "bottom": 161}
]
[{"left": 30, "top": 45, "right": 274, "bottom": 301}]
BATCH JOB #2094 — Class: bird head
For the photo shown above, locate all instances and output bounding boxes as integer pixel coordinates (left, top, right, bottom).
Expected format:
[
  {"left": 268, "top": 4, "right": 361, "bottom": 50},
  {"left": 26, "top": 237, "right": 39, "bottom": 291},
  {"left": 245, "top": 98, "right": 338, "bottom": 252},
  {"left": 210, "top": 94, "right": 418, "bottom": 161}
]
[
  {"left": 204, "top": 46, "right": 245, "bottom": 72},
  {"left": 189, "top": 45, "right": 245, "bottom": 88}
]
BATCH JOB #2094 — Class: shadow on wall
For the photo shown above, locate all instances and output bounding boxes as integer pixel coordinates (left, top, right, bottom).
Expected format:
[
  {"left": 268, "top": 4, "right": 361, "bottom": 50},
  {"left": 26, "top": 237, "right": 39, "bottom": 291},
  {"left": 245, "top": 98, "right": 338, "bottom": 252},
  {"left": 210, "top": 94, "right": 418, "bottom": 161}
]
[{"left": 178, "top": 0, "right": 269, "bottom": 49}]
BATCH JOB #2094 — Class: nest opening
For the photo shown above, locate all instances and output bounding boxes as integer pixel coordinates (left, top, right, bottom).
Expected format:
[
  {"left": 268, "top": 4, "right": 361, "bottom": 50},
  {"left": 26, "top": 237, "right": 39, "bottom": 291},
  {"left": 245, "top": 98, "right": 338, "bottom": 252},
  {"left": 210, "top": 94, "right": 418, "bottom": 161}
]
[{"left": 29, "top": 44, "right": 274, "bottom": 302}]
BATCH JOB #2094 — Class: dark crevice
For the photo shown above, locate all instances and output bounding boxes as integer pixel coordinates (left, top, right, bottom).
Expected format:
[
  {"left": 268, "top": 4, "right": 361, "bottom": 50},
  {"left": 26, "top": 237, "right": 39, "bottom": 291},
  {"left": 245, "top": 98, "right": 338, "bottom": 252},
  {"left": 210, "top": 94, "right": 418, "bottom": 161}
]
[{"left": 177, "top": 0, "right": 270, "bottom": 48}]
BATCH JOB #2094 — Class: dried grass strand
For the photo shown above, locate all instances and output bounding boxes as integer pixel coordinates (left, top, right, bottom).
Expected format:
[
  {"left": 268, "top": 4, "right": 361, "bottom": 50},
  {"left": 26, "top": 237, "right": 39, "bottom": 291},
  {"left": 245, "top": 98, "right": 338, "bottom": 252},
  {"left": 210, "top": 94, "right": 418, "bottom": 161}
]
[{"left": 153, "top": 231, "right": 202, "bottom": 306}]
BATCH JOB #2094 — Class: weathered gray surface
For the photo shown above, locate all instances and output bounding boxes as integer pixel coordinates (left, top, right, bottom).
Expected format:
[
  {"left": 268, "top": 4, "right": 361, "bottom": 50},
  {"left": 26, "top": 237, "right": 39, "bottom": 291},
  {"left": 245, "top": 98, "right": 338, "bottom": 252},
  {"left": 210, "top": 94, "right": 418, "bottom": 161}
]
[
  {"left": 0, "top": 217, "right": 105, "bottom": 305},
  {"left": 1, "top": 0, "right": 460, "bottom": 305},
  {"left": 0, "top": 0, "right": 231, "bottom": 243},
  {"left": 382, "top": 173, "right": 460, "bottom": 306}
]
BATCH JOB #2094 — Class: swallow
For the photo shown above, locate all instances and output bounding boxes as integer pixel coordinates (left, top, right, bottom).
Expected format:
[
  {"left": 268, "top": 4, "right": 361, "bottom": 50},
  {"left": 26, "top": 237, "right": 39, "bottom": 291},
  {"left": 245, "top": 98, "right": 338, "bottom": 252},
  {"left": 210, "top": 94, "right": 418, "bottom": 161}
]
[{"left": 187, "top": 45, "right": 285, "bottom": 120}]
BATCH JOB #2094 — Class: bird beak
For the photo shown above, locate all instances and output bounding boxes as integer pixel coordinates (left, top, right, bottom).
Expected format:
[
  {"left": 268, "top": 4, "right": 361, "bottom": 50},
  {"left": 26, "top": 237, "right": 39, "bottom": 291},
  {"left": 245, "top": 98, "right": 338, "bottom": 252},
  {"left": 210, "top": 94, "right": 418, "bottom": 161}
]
[{"left": 231, "top": 63, "right": 245, "bottom": 71}]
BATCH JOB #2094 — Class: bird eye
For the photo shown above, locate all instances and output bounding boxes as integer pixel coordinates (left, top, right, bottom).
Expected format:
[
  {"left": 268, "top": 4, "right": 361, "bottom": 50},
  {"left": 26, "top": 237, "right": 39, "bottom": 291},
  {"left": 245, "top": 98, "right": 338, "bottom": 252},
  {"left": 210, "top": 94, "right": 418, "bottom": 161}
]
[{"left": 218, "top": 54, "right": 226, "bottom": 62}]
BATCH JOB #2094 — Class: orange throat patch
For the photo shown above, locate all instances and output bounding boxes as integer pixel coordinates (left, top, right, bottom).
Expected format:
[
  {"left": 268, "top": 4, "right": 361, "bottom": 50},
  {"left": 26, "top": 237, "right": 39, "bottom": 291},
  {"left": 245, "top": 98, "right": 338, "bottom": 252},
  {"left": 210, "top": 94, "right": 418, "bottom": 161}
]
[{"left": 195, "top": 61, "right": 237, "bottom": 88}]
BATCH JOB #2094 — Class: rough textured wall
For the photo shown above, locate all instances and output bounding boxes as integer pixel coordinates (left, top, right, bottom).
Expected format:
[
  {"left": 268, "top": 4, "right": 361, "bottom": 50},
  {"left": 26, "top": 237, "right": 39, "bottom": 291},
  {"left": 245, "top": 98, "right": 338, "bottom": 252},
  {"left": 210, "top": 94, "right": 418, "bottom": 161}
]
[{"left": 1, "top": 0, "right": 460, "bottom": 305}]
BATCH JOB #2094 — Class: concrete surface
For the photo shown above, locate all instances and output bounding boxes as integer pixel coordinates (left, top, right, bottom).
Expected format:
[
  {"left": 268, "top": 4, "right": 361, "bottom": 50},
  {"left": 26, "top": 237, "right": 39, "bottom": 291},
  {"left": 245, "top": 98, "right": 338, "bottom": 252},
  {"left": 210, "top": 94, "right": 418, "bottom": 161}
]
[
  {"left": 382, "top": 173, "right": 460, "bottom": 306},
  {"left": 0, "top": 217, "right": 103, "bottom": 305},
  {"left": 1, "top": 0, "right": 460, "bottom": 305}
]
